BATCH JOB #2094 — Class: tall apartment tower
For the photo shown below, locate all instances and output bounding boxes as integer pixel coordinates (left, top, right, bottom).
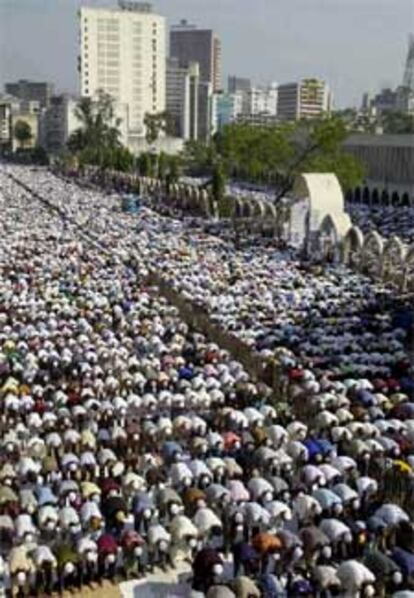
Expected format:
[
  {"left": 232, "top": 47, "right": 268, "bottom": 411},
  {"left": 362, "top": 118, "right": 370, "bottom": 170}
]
[
  {"left": 170, "top": 20, "right": 221, "bottom": 92},
  {"left": 166, "top": 58, "right": 199, "bottom": 140},
  {"left": 79, "top": 1, "right": 166, "bottom": 142},
  {"left": 277, "top": 79, "right": 331, "bottom": 121}
]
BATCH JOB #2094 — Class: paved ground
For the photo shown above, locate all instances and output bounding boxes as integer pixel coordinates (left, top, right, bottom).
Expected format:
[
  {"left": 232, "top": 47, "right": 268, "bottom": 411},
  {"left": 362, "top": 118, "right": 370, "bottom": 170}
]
[
  {"left": 119, "top": 561, "right": 192, "bottom": 598},
  {"left": 57, "top": 582, "right": 121, "bottom": 598}
]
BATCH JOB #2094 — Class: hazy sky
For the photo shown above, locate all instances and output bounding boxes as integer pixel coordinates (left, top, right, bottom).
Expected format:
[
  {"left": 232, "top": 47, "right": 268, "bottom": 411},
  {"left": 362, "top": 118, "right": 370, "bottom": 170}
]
[{"left": 0, "top": 0, "right": 413, "bottom": 107}]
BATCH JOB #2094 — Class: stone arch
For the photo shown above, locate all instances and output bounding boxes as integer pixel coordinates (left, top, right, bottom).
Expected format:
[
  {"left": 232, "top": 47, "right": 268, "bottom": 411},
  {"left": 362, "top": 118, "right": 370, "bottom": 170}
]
[
  {"left": 362, "top": 231, "right": 384, "bottom": 278},
  {"left": 183, "top": 185, "right": 193, "bottom": 209},
  {"left": 234, "top": 197, "right": 244, "bottom": 219},
  {"left": 170, "top": 183, "right": 179, "bottom": 201},
  {"left": 241, "top": 199, "right": 251, "bottom": 219},
  {"left": 381, "top": 190, "right": 390, "bottom": 206},
  {"left": 200, "top": 189, "right": 211, "bottom": 217},
  {"left": 391, "top": 191, "right": 400, "bottom": 206},
  {"left": 382, "top": 236, "right": 407, "bottom": 286},
  {"left": 345, "top": 189, "right": 354, "bottom": 203},
  {"left": 362, "top": 187, "right": 370, "bottom": 204},
  {"left": 190, "top": 187, "right": 199, "bottom": 211},
  {"left": 354, "top": 187, "right": 362, "bottom": 203},
  {"left": 264, "top": 202, "right": 277, "bottom": 221},
  {"left": 402, "top": 192, "right": 410, "bottom": 207},
  {"left": 371, "top": 188, "right": 380, "bottom": 205},
  {"left": 343, "top": 225, "right": 364, "bottom": 267},
  {"left": 261, "top": 202, "right": 277, "bottom": 236},
  {"left": 318, "top": 214, "right": 339, "bottom": 261},
  {"left": 178, "top": 184, "right": 187, "bottom": 207},
  {"left": 250, "top": 198, "right": 265, "bottom": 218},
  {"left": 318, "top": 213, "right": 351, "bottom": 263}
]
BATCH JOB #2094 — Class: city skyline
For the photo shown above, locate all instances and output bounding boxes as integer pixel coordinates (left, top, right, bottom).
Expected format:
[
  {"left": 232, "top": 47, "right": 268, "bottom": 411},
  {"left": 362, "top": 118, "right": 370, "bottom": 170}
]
[{"left": 0, "top": 0, "right": 413, "bottom": 107}]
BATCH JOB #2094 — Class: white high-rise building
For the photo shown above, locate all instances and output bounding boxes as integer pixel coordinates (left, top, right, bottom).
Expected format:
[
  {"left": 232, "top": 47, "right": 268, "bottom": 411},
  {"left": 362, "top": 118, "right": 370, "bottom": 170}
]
[
  {"left": 166, "top": 58, "right": 199, "bottom": 140},
  {"left": 79, "top": 2, "right": 166, "bottom": 144},
  {"left": 242, "top": 84, "right": 278, "bottom": 116}
]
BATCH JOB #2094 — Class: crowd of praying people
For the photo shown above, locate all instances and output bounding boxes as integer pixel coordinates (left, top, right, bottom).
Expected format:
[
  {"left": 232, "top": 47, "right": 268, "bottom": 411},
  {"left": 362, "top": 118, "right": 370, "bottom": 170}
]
[
  {"left": 346, "top": 204, "right": 414, "bottom": 245},
  {"left": 0, "top": 164, "right": 414, "bottom": 597}
]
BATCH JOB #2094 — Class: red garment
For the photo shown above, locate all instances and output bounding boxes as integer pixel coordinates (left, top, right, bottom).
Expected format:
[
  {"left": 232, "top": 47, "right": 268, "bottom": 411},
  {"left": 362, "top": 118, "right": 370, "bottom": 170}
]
[
  {"left": 289, "top": 369, "right": 304, "bottom": 380},
  {"left": 97, "top": 533, "right": 118, "bottom": 556}
]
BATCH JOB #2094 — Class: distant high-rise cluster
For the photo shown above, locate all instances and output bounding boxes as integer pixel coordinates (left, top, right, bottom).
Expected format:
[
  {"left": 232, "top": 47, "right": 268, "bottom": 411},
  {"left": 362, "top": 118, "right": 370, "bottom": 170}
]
[
  {"left": 1, "top": 0, "right": 339, "bottom": 156},
  {"left": 214, "top": 77, "right": 332, "bottom": 131},
  {"left": 362, "top": 35, "right": 414, "bottom": 120}
]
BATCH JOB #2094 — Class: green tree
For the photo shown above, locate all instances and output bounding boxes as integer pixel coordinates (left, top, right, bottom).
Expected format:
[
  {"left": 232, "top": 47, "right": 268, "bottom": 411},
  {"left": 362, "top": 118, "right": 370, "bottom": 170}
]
[
  {"left": 274, "top": 117, "right": 363, "bottom": 200},
  {"left": 182, "top": 116, "right": 364, "bottom": 197},
  {"left": 67, "top": 90, "right": 123, "bottom": 170},
  {"left": 381, "top": 111, "right": 414, "bottom": 134},
  {"left": 165, "top": 155, "right": 182, "bottom": 194},
  {"left": 144, "top": 111, "right": 171, "bottom": 146},
  {"left": 14, "top": 120, "right": 32, "bottom": 150},
  {"left": 182, "top": 140, "right": 217, "bottom": 176},
  {"left": 157, "top": 151, "right": 168, "bottom": 180},
  {"left": 137, "top": 152, "right": 156, "bottom": 177},
  {"left": 31, "top": 146, "right": 49, "bottom": 165}
]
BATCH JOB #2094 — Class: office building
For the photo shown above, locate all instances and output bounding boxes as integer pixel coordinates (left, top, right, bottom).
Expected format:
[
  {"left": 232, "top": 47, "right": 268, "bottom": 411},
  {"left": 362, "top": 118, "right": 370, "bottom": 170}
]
[
  {"left": 198, "top": 81, "right": 215, "bottom": 141},
  {"left": 0, "top": 93, "right": 40, "bottom": 152},
  {"left": 170, "top": 20, "right": 221, "bottom": 91},
  {"left": 11, "top": 112, "right": 39, "bottom": 151},
  {"left": 371, "top": 88, "right": 399, "bottom": 116},
  {"left": 166, "top": 58, "right": 199, "bottom": 140},
  {"left": 214, "top": 91, "right": 244, "bottom": 130},
  {"left": 79, "top": 1, "right": 166, "bottom": 143},
  {"left": 40, "top": 94, "right": 81, "bottom": 153},
  {"left": 242, "top": 84, "right": 278, "bottom": 116},
  {"left": 277, "top": 78, "right": 331, "bottom": 121},
  {"left": 0, "top": 95, "right": 20, "bottom": 150},
  {"left": 5, "top": 80, "right": 54, "bottom": 109},
  {"left": 228, "top": 75, "right": 251, "bottom": 94}
]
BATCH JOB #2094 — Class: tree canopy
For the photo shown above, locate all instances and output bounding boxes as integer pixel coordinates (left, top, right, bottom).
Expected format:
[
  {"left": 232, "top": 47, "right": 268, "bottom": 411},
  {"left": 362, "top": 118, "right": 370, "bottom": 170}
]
[
  {"left": 184, "top": 117, "right": 365, "bottom": 194},
  {"left": 144, "top": 112, "right": 173, "bottom": 145},
  {"left": 14, "top": 120, "right": 33, "bottom": 150},
  {"left": 381, "top": 111, "right": 414, "bottom": 134},
  {"left": 67, "top": 90, "right": 134, "bottom": 171}
]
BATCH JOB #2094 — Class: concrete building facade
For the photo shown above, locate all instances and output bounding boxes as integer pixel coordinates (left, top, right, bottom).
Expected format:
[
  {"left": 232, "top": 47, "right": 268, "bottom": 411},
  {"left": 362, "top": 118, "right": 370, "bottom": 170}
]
[
  {"left": 40, "top": 94, "right": 81, "bottom": 153},
  {"left": 0, "top": 94, "right": 40, "bottom": 152},
  {"left": 198, "top": 81, "right": 215, "bottom": 141},
  {"left": 5, "top": 80, "right": 54, "bottom": 109},
  {"left": 11, "top": 112, "right": 39, "bottom": 151},
  {"left": 227, "top": 76, "right": 251, "bottom": 94},
  {"left": 214, "top": 91, "right": 244, "bottom": 130},
  {"left": 344, "top": 133, "right": 414, "bottom": 205},
  {"left": 242, "top": 84, "right": 278, "bottom": 117},
  {"left": 277, "top": 78, "right": 331, "bottom": 121},
  {"left": 166, "top": 58, "right": 199, "bottom": 140},
  {"left": 79, "top": 1, "right": 166, "bottom": 143},
  {"left": 170, "top": 20, "right": 221, "bottom": 92},
  {"left": 0, "top": 95, "right": 20, "bottom": 150}
]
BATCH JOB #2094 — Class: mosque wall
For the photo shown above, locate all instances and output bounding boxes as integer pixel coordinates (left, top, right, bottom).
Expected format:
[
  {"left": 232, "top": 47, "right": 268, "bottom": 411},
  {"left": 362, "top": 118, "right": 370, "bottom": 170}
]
[{"left": 344, "top": 134, "right": 414, "bottom": 206}]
